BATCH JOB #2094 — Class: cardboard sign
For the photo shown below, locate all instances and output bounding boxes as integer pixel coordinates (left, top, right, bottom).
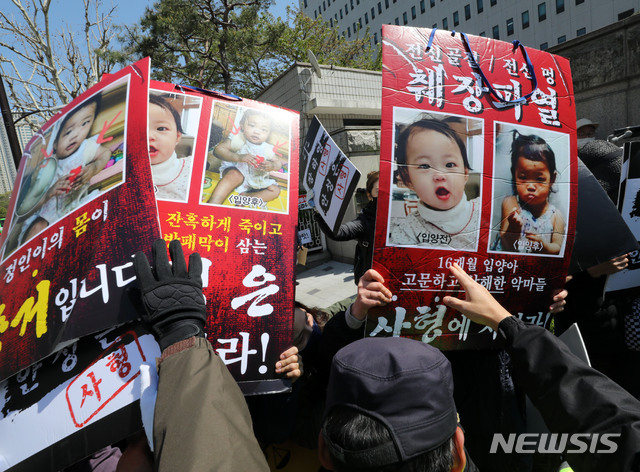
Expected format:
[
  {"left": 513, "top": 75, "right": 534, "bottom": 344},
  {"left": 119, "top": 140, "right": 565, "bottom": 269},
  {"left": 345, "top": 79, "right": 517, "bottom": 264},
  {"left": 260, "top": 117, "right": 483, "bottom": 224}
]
[
  {"left": 149, "top": 82, "right": 299, "bottom": 393},
  {"left": 0, "top": 59, "right": 159, "bottom": 381},
  {"left": 301, "top": 117, "right": 361, "bottom": 233},
  {"left": 606, "top": 141, "right": 640, "bottom": 293},
  {"left": 371, "top": 26, "right": 577, "bottom": 349},
  {"left": 0, "top": 322, "right": 160, "bottom": 472}
]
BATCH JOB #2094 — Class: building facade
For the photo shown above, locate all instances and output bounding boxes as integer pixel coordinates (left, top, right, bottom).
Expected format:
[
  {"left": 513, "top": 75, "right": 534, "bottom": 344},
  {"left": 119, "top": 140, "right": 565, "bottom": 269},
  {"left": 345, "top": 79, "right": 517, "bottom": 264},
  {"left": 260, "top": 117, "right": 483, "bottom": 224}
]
[
  {"left": 257, "top": 63, "right": 382, "bottom": 263},
  {"left": 300, "top": 0, "right": 638, "bottom": 51}
]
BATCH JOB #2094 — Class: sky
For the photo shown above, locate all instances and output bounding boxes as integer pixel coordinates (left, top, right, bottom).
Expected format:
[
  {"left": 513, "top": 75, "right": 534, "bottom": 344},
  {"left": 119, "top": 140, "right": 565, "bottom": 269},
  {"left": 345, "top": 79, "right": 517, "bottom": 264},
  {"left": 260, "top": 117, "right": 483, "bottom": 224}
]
[{"left": 48, "top": 0, "right": 295, "bottom": 33}]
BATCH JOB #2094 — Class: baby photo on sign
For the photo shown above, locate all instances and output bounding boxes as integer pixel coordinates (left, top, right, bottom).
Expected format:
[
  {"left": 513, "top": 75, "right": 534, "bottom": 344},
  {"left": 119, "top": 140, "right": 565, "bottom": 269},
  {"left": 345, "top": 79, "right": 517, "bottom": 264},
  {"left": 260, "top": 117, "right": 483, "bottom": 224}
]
[
  {"left": 148, "top": 90, "right": 203, "bottom": 202},
  {"left": 3, "top": 78, "right": 129, "bottom": 258},
  {"left": 488, "top": 122, "right": 570, "bottom": 257},
  {"left": 387, "top": 108, "right": 484, "bottom": 251},
  {"left": 202, "top": 102, "right": 292, "bottom": 213}
]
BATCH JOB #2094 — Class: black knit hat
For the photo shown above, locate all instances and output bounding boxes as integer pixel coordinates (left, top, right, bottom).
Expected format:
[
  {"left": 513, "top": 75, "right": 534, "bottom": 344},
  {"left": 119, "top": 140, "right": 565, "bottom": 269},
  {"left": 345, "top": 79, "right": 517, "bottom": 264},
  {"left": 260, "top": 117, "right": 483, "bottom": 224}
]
[
  {"left": 578, "top": 139, "right": 623, "bottom": 203},
  {"left": 323, "top": 337, "right": 457, "bottom": 467}
]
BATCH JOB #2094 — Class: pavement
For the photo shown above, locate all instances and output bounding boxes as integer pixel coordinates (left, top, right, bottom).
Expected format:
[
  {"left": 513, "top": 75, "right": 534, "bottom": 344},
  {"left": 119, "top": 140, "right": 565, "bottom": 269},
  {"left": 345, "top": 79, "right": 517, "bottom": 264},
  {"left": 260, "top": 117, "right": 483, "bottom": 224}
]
[{"left": 295, "top": 260, "right": 358, "bottom": 310}]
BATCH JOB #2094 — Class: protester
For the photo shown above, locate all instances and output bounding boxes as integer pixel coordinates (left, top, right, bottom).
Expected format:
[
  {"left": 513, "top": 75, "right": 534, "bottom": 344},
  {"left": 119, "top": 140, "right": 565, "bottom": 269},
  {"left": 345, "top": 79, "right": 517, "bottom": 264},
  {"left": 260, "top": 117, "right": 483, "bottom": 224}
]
[
  {"left": 316, "top": 170, "right": 379, "bottom": 285},
  {"left": 317, "top": 268, "right": 567, "bottom": 472},
  {"left": 133, "top": 239, "right": 269, "bottom": 472},
  {"left": 319, "top": 263, "right": 640, "bottom": 472},
  {"left": 576, "top": 118, "right": 599, "bottom": 150}
]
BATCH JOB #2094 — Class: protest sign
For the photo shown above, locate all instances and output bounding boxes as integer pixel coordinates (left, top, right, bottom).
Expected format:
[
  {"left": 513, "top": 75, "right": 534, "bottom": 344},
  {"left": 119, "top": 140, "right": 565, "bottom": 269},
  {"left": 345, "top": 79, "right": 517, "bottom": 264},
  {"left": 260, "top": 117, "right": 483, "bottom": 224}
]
[
  {"left": 0, "top": 322, "right": 159, "bottom": 472},
  {"left": 372, "top": 26, "right": 577, "bottom": 349},
  {"left": 606, "top": 141, "right": 640, "bottom": 293},
  {"left": 569, "top": 158, "right": 638, "bottom": 275},
  {"left": 149, "top": 82, "right": 299, "bottom": 393},
  {"left": 0, "top": 58, "right": 159, "bottom": 382},
  {"left": 300, "top": 116, "right": 361, "bottom": 233}
]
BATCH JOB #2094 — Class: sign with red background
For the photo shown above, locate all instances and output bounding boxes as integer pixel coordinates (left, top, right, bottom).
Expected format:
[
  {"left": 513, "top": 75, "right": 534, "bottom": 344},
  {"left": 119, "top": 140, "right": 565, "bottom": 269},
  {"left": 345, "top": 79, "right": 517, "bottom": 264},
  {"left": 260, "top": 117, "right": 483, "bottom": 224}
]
[
  {"left": 0, "top": 59, "right": 159, "bottom": 381},
  {"left": 150, "top": 81, "right": 299, "bottom": 393},
  {"left": 372, "top": 26, "right": 577, "bottom": 349}
]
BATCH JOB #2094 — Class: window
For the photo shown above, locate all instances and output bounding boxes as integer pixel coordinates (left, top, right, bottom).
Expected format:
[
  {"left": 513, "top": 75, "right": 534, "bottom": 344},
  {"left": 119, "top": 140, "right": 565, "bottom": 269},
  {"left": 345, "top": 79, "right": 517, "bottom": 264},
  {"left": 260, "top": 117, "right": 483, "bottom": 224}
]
[
  {"left": 395, "top": 17, "right": 400, "bottom": 25},
  {"left": 540, "top": 42, "right": 548, "bottom": 50},
  {"left": 576, "top": 0, "right": 584, "bottom": 4},
  {"left": 378, "top": 2, "right": 382, "bottom": 13},
  {"left": 538, "top": 2, "right": 546, "bottom": 21},
  {"left": 576, "top": 27, "right": 586, "bottom": 36},
  {"left": 431, "top": 0, "right": 436, "bottom": 7},
  {"left": 453, "top": 11, "right": 459, "bottom": 26},
  {"left": 558, "top": 35, "right": 566, "bottom": 43},
  {"left": 421, "top": 0, "right": 426, "bottom": 13},
  {"left": 374, "top": 32, "right": 378, "bottom": 44},
  {"left": 304, "top": 0, "right": 307, "bottom": 7},
  {"left": 479, "top": 31, "right": 486, "bottom": 36},
  {"left": 492, "top": 24, "right": 499, "bottom": 39},
  {"left": 330, "top": 18, "right": 333, "bottom": 27},
  {"left": 314, "top": 10, "right": 318, "bottom": 18},
  {"left": 506, "top": 18, "right": 514, "bottom": 35},
  {"left": 619, "top": 9, "right": 635, "bottom": 20},
  {"left": 359, "top": 18, "right": 362, "bottom": 27},
  {"left": 340, "top": 8, "right": 343, "bottom": 18},
  {"left": 412, "top": 6, "right": 417, "bottom": 19},
  {"left": 347, "top": 26, "right": 351, "bottom": 37},
  {"left": 385, "top": 0, "right": 389, "bottom": 8},
  {"left": 556, "top": 0, "right": 564, "bottom": 13},
  {"left": 353, "top": 21, "right": 357, "bottom": 31},
  {"left": 443, "top": 17, "right": 448, "bottom": 29},
  {"left": 345, "top": 3, "right": 348, "bottom": 13},
  {"left": 350, "top": 0, "right": 354, "bottom": 8},
  {"left": 465, "top": 4, "right": 471, "bottom": 19},
  {"left": 477, "top": 0, "right": 483, "bottom": 13},
  {"left": 371, "top": 7, "right": 375, "bottom": 19},
  {"left": 432, "top": 23, "right": 438, "bottom": 28},
  {"left": 365, "top": 12, "right": 368, "bottom": 24},
  {"left": 522, "top": 10, "right": 529, "bottom": 28},
  {"left": 490, "top": 0, "right": 496, "bottom": 5},
  {"left": 323, "top": 1, "right": 326, "bottom": 9},
  {"left": 403, "top": 12, "right": 408, "bottom": 24}
]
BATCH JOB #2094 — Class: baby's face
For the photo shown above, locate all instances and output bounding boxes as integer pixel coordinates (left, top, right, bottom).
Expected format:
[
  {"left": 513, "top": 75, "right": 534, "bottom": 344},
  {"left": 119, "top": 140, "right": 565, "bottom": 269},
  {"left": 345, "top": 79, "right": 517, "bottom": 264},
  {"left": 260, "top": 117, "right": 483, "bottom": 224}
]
[
  {"left": 148, "top": 103, "right": 182, "bottom": 165},
  {"left": 405, "top": 129, "right": 468, "bottom": 211},
  {"left": 55, "top": 103, "right": 97, "bottom": 159},
  {"left": 514, "top": 156, "right": 552, "bottom": 207},
  {"left": 242, "top": 115, "right": 271, "bottom": 145}
]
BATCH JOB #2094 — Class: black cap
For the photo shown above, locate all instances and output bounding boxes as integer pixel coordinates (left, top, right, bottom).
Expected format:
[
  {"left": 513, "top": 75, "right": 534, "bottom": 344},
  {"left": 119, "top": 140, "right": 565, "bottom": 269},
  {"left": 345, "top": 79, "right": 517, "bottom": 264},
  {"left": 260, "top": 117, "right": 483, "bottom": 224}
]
[{"left": 323, "top": 337, "right": 457, "bottom": 467}]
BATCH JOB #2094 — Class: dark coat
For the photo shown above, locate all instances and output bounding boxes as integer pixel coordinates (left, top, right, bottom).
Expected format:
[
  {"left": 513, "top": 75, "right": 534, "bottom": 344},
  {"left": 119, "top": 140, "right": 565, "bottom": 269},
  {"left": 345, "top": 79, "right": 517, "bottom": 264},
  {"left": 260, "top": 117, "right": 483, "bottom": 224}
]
[{"left": 316, "top": 199, "right": 377, "bottom": 284}]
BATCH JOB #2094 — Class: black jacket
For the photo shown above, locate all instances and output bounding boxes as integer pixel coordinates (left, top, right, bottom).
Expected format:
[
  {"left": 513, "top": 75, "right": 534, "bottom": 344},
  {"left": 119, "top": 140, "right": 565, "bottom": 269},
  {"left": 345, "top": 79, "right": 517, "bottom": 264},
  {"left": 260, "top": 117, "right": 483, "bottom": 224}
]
[
  {"left": 500, "top": 316, "right": 640, "bottom": 471},
  {"left": 316, "top": 199, "right": 377, "bottom": 284}
]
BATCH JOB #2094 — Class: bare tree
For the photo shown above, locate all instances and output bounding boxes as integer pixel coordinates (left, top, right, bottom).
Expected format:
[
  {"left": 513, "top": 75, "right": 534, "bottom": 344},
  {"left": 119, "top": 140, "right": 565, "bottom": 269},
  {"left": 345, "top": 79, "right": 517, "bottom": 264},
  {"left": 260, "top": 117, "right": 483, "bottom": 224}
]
[{"left": 0, "top": 0, "right": 117, "bottom": 129}]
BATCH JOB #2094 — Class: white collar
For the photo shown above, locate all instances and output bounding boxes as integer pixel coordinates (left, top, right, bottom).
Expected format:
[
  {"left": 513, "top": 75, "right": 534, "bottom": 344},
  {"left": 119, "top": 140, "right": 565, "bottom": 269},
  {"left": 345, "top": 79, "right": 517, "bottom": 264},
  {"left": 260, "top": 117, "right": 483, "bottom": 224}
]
[
  {"left": 151, "top": 152, "right": 181, "bottom": 185},
  {"left": 416, "top": 195, "right": 474, "bottom": 235}
]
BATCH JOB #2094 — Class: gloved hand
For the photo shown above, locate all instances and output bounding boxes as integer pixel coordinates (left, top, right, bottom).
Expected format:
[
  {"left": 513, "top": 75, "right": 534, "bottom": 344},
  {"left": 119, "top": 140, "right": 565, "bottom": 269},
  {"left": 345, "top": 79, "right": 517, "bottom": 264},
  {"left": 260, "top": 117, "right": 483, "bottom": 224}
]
[{"left": 134, "top": 239, "right": 207, "bottom": 351}]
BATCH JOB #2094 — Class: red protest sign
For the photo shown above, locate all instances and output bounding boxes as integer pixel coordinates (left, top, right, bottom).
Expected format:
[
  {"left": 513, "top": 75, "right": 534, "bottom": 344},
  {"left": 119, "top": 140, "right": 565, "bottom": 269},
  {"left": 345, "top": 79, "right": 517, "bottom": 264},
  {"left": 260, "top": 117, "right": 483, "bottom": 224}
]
[
  {"left": 149, "top": 82, "right": 299, "bottom": 393},
  {"left": 0, "top": 58, "right": 159, "bottom": 382},
  {"left": 372, "top": 26, "right": 577, "bottom": 349}
]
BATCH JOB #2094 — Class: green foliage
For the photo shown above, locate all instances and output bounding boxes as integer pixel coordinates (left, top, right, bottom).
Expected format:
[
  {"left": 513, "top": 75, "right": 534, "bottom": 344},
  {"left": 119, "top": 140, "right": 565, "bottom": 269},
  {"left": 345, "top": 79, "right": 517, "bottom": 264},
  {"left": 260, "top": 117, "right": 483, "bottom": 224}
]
[
  {"left": 119, "top": 1, "right": 380, "bottom": 98},
  {"left": 0, "top": 191, "right": 12, "bottom": 221}
]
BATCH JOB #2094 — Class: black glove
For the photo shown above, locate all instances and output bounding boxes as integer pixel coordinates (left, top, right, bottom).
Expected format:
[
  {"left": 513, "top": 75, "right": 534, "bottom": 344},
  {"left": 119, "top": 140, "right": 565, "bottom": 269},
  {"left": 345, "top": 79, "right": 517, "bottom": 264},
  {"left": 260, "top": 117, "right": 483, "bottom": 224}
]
[{"left": 134, "top": 239, "right": 207, "bottom": 351}]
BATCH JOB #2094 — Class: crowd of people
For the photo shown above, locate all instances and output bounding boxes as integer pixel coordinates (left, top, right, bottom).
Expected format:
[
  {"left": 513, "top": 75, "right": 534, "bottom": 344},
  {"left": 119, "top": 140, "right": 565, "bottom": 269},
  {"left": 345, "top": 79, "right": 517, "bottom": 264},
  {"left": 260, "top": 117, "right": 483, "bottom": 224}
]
[{"left": 58, "top": 117, "right": 640, "bottom": 472}]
